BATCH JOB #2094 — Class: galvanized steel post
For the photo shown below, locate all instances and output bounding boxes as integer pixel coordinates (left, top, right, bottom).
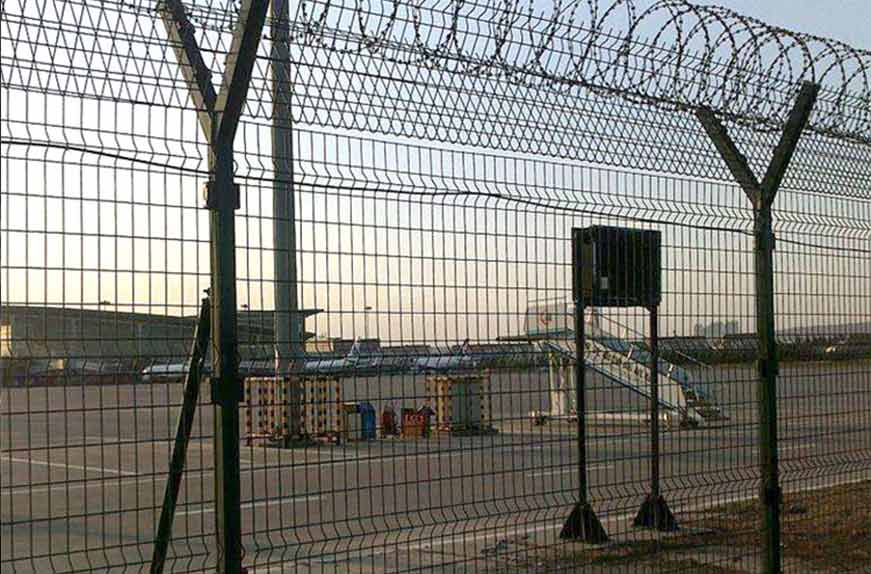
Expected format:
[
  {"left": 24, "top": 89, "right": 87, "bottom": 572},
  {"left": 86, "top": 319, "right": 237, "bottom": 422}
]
[
  {"left": 209, "top": 138, "right": 244, "bottom": 574},
  {"left": 697, "top": 82, "right": 819, "bottom": 573},
  {"left": 575, "top": 301, "right": 589, "bottom": 505},
  {"left": 633, "top": 305, "right": 677, "bottom": 531},
  {"left": 649, "top": 307, "right": 660, "bottom": 501},
  {"left": 159, "top": 2, "right": 271, "bottom": 572},
  {"left": 754, "top": 197, "right": 781, "bottom": 572},
  {"left": 561, "top": 229, "right": 607, "bottom": 543}
]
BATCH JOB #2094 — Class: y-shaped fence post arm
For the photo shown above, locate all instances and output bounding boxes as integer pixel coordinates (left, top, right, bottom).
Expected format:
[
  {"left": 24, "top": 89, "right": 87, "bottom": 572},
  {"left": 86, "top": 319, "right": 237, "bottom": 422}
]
[
  {"left": 156, "top": 2, "right": 271, "bottom": 572},
  {"left": 696, "top": 82, "right": 819, "bottom": 574}
]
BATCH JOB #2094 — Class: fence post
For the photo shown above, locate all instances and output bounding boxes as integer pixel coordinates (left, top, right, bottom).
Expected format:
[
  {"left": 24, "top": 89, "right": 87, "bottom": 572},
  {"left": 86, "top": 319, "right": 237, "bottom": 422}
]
[
  {"left": 754, "top": 194, "right": 781, "bottom": 572},
  {"left": 560, "top": 229, "right": 608, "bottom": 543},
  {"left": 633, "top": 305, "right": 678, "bottom": 531},
  {"left": 159, "top": 2, "right": 271, "bottom": 572},
  {"left": 696, "top": 82, "right": 819, "bottom": 573},
  {"left": 209, "top": 138, "right": 245, "bottom": 574}
]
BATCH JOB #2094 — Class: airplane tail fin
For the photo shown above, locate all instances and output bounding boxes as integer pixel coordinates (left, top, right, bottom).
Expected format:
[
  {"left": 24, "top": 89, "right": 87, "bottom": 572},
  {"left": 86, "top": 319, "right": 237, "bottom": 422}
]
[
  {"left": 347, "top": 338, "right": 362, "bottom": 361},
  {"left": 459, "top": 338, "right": 472, "bottom": 355}
]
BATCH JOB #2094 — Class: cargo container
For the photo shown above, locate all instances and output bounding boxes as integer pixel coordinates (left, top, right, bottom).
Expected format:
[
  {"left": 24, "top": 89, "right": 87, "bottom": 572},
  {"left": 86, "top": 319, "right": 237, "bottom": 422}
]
[{"left": 427, "top": 373, "right": 494, "bottom": 434}]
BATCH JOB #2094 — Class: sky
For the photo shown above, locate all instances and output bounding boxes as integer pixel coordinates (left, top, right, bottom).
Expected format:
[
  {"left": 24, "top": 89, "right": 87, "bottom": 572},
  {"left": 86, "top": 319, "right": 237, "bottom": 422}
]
[
  {"left": 2, "top": 0, "right": 869, "bottom": 344},
  {"left": 708, "top": 0, "right": 870, "bottom": 50}
]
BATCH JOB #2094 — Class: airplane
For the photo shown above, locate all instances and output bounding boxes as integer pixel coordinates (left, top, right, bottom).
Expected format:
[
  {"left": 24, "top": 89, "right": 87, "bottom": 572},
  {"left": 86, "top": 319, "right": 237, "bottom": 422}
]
[
  {"left": 140, "top": 361, "right": 196, "bottom": 383},
  {"left": 21, "top": 358, "right": 137, "bottom": 385},
  {"left": 300, "top": 339, "right": 381, "bottom": 375},
  {"left": 140, "top": 341, "right": 380, "bottom": 382},
  {"left": 140, "top": 359, "right": 272, "bottom": 383},
  {"left": 414, "top": 339, "right": 479, "bottom": 373}
]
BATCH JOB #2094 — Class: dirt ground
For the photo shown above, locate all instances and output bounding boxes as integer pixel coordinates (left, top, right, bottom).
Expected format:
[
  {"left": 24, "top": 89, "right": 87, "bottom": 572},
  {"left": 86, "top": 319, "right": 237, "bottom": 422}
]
[
  {"left": 680, "top": 479, "right": 871, "bottom": 573},
  {"left": 492, "top": 480, "right": 871, "bottom": 573}
]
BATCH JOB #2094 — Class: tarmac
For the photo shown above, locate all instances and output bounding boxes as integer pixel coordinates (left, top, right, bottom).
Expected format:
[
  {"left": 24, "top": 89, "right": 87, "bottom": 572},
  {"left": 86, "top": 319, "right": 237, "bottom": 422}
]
[{"left": 1, "top": 361, "right": 869, "bottom": 573}]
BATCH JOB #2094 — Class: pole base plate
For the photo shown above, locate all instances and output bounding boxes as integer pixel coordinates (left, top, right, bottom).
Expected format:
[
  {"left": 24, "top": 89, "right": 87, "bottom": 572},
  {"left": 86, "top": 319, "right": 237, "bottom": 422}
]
[
  {"left": 633, "top": 494, "right": 679, "bottom": 532},
  {"left": 560, "top": 502, "right": 609, "bottom": 543}
]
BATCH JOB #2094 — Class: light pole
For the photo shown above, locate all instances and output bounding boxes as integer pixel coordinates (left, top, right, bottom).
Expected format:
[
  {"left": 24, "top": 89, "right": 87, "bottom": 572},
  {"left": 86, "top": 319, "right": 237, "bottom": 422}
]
[{"left": 364, "top": 305, "right": 373, "bottom": 340}]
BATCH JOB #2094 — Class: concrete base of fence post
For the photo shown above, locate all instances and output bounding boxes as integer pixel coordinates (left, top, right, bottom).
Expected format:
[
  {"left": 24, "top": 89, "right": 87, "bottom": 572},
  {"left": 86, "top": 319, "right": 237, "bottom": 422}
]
[
  {"left": 560, "top": 502, "right": 608, "bottom": 543},
  {"left": 633, "top": 494, "right": 679, "bottom": 532}
]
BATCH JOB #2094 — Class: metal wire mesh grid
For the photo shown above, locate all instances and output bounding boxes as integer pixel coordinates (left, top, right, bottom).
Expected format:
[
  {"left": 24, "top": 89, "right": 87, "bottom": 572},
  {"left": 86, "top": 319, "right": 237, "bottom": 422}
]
[{"left": 2, "top": 1, "right": 870, "bottom": 573}]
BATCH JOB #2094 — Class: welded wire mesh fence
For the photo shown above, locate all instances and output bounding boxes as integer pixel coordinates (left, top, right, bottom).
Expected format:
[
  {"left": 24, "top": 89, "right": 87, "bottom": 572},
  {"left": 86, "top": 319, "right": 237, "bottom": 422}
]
[{"left": 1, "top": 1, "right": 869, "bottom": 573}]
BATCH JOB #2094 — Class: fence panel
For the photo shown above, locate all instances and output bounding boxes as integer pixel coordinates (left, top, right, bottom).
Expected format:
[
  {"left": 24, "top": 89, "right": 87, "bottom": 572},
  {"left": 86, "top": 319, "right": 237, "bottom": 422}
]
[
  {"left": 2, "top": 1, "right": 869, "bottom": 573},
  {"left": 1, "top": 2, "right": 217, "bottom": 572}
]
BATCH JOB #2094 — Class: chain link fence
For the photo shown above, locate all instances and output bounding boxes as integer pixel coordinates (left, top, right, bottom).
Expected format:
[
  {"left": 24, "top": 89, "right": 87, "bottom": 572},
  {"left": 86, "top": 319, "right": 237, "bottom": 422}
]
[{"left": 1, "top": 1, "right": 869, "bottom": 573}]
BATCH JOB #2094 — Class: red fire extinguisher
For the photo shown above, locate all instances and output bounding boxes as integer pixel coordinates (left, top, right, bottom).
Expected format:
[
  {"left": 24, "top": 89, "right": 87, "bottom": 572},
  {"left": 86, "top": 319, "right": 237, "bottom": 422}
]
[{"left": 381, "top": 403, "right": 397, "bottom": 436}]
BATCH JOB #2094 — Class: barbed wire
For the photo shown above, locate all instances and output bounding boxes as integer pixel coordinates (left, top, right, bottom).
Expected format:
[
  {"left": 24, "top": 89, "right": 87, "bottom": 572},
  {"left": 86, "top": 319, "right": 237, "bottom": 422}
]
[
  {"left": 7, "top": 0, "right": 866, "bottom": 144},
  {"left": 3, "top": 0, "right": 869, "bottom": 197},
  {"left": 279, "top": 0, "right": 869, "bottom": 144}
]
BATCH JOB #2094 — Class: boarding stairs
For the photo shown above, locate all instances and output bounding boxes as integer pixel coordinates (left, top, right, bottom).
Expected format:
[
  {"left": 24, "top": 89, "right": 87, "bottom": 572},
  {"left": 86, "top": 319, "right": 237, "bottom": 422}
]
[{"left": 539, "top": 316, "right": 725, "bottom": 427}]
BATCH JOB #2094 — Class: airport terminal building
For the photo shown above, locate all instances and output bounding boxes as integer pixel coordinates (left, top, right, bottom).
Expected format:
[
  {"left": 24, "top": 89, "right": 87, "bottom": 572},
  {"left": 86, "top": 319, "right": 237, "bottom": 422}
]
[{"left": 0, "top": 306, "right": 298, "bottom": 384}]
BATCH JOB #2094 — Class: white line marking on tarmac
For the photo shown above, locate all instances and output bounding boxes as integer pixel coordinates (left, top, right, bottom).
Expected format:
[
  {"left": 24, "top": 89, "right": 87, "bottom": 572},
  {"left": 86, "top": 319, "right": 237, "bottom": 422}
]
[
  {"left": 82, "top": 435, "right": 212, "bottom": 446},
  {"left": 779, "top": 442, "right": 816, "bottom": 452},
  {"left": 1, "top": 455, "right": 138, "bottom": 477},
  {"left": 281, "top": 450, "right": 466, "bottom": 470},
  {"left": 175, "top": 494, "right": 322, "bottom": 517},
  {"left": 82, "top": 436, "right": 255, "bottom": 464},
  {"left": 4, "top": 465, "right": 253, "bottom": 495},
  {"left": 83, "top": 435, "right": 138, "bottom": 444},
  {"left": 530, "top": 464, "right": 613, "bottom": 477},
  {"left": 5, "top": 475, "right": 162, "bottom": 496},
  {"left": 242, "top": 444, "right": 581, "bottom": 472}
]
